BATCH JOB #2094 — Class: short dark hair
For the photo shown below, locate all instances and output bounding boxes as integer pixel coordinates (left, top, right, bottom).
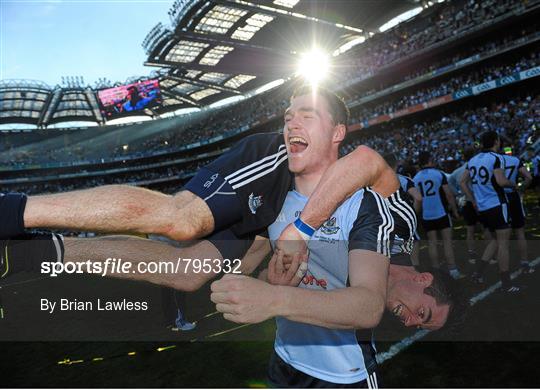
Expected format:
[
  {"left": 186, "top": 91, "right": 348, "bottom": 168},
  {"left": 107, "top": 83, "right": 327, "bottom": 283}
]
[
  {"left": 463, "top": 147, "right": 476, "bottom": 161},
  {"left": 383, "top": 153, "right": 398, "bottom": 169},
  {"left": 418, "top": 151, "right": 432, "bottom": 167},
  {"left": 424, "top": 270, "right": 467, "bottom": 331},
  {"left": 291, "top": 85, "right": 349, "bottom": 128},
  {"left": 481, "top": 130, "right": 499, "bottom": 149}
]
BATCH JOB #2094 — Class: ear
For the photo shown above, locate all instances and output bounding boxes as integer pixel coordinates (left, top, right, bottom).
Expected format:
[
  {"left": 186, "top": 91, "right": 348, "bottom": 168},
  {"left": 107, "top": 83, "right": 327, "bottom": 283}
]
[
  {"left": 333, "top": 124, "right": 346, "bottom": 144},
  {"left": 413, "top": 272, "right": 434, "bottom": 287}
]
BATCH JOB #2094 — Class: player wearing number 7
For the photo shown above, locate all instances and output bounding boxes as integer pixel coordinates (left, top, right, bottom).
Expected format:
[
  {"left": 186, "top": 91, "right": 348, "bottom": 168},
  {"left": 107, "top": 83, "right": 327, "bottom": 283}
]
[
  {"left": 413, "top": 151, "right": 464, "bottom": 279},
  {"left": 460, "top": 131, "right": 519, "bottom": 293}
]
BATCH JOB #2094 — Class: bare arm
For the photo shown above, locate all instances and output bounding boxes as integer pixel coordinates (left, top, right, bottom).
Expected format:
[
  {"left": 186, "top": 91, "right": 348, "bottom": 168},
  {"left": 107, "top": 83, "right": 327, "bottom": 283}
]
[
  {"left": 25, "top": 186, "right": 214, "bottom": 241},
  {"left": 299, "top": 145, "right": 399, "bottom": 229},
  {"left": 276, "top": 146, "right": 398, "bottom": 257},
  {"left": 407, "top": 187, "right": 423, "bottom": 214},
  {"left": 63, "top": 234, "right": 270, "bottom": 292},
  {"left": 211, "top": 249, "right": 389, "bottom": 329},
  {"left": 460, "top": 169, "right": 475, "bottom": 204},
  {"left": 442, "top": 184, "right": 459, "bottom": 218},
  {"left": 518, "top": 166, "right": 533, "bottom": 191},
  {"left": 276, "top": 249, "right": 388, "bottom": 329},
  {"left": 494, "top": 168, "right": 515, "bottom": 188}
]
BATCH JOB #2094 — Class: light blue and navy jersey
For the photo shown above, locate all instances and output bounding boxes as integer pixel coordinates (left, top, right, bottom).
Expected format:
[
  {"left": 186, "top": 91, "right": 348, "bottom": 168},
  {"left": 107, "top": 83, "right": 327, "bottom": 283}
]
[
  {"left": 500, "top": 154, "right": 523, "bottom": 194},
  {"left": 448, "top": 163, "right": 468, "bottom": 196},
  {"left": 413, "top": 168, "right": 449, "bottom": 220},
  {"left": 466, "top": 151, "right": 506, "bottom": 211},
  {"left": 398, "top": 174, "right": 414, "bottom": 194},
  {"left": 268, "top": 188, "right": 393, "bottom": 384}
]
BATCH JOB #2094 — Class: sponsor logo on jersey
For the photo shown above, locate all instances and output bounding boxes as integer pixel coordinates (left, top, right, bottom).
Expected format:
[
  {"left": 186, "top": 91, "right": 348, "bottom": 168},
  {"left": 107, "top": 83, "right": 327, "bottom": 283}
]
[
  {"left": 302, "top": 274, "right": 327, "bottom": 289},
  {"left": 248, "top": 193, "right": 263, "bottom": 214},
  {"left": 320, "top": 217, "right": 340, "bottom": 235},
  {"left": 203, "top": 173, "right": 219, "bottom": 188}
]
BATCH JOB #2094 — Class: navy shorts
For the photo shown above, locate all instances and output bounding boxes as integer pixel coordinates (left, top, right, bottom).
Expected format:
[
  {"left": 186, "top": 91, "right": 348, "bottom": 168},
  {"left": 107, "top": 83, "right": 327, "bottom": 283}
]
[
  {"left": 461, "top": 201, "right": 478, "bottom": 226},
  {"left": 506, "top": 192, "right": 525, "bottom": 229},
  {"left": 267, "top": 351, "right": 379, "bottom": 388},
  {"left": 184, "top": 167, "right": 243, "bottom": 231},
  {"left": 421, "top": 214, "right": 451, "bottom": 232},
  {"left": 478, "top": 204, "right": 509, "bottom": 232}
]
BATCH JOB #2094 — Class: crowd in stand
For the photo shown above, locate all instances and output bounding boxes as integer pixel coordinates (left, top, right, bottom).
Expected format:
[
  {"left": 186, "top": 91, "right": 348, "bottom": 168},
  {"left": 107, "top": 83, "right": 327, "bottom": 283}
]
[
  {"left": 336, "top": 0, "right": 535, "bottom": 85},
  {"left": 348, "top": 51, "right": 539, "bottom": 125},
  {"left": 6, "top": 93, "right": 537, "bottom": 196},
  {"left": 342, "top": 94, "right": 539, "bottom": 168},
  {"left": 2, "top": 0, "right": 537, "bottom": 168}
]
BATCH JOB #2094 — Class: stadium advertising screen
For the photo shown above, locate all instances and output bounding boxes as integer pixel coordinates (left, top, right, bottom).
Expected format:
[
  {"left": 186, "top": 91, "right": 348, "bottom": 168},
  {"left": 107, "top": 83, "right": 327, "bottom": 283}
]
[{"left": 98, "top": 79, "right": 162, "bottom": 120}]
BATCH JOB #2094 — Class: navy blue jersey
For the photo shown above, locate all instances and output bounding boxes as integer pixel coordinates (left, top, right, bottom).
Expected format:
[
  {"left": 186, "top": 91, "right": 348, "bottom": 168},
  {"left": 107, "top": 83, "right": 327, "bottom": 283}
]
[
  {"left": 500, "top": 154, "right": 523, "bottom": 194},
  {"left": 466, "top": 152, "right": 506, "bottom": 211},
  {"left": 413, "top": 168, "right": 448, "bottom": 220}
]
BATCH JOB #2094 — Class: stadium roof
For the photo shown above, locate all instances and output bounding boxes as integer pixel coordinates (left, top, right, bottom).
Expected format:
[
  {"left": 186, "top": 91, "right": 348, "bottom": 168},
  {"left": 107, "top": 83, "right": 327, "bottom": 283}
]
[{"left": 0, "top": 0, "right": 422, "bottom": 127}]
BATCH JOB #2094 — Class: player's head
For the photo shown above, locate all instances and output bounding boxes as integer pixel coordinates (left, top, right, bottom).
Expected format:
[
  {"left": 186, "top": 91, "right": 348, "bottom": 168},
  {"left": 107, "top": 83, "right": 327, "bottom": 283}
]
[
  {"left": 481, "top": 130, "right": 500, "bottom": 150},
  {"left": 383, "top": 153, "right": 398, "bottom": 170},
  {"left": 463, "top": 147, "right": 476, "bottom": 161},
  {"left": 387, "top": 269, "right": 464, "bottom": 330},
  {"left": 284, "top": 85, "right": 349, "bottom": 175},
  {"left": 418, "top": 151, "right": 432, "bottom": 168}
]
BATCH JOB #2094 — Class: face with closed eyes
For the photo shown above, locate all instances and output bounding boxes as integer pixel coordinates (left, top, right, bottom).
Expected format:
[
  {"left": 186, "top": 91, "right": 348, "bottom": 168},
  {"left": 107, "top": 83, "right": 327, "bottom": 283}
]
[
  {"left": 386, "top": 272, "right": 450, "bottom": 330},
  {"left": 283, "top": 92, "right": 345, "bottom": 177}
]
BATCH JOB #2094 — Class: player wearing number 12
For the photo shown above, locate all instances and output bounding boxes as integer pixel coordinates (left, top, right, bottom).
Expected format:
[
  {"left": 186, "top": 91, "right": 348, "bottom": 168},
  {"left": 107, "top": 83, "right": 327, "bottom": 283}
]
[{"left": 413, "top": 152, "right": 463, "bottom": 279}]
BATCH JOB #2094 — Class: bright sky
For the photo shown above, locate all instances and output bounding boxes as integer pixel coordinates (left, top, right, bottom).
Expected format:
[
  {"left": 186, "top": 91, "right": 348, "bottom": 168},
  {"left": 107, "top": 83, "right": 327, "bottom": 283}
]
[{"left": 1, "top": 0, "right": 171, "bottom": 87}]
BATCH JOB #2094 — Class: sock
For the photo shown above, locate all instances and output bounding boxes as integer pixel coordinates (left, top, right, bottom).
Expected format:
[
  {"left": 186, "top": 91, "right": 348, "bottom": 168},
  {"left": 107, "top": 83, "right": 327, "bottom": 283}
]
[
  {"left": 0, "top": 193, "right": 28, "bottom": 239},
  {"left": 3, "top": 232, "right": 64, "bottom": 276},
  {"left": 500, "top": 271, "right": 512, "bottom": 289}
]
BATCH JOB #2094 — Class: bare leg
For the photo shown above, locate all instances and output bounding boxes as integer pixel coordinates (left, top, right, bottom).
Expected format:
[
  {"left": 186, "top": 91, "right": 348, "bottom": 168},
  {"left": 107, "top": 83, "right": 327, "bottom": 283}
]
[
  {"left": 63, "top": 235, "right": 269, "bottom": 292},
  {"left": 481, "top": 231, "right": 497, "bottom": 263},
  {"left": 495, "top": 228, "right": 511, "bottom": 273},
  {"left": 24, "top": 187, "right": 214, "bottom": 241},
  {"left": 410, "top": 241, "right": 420, "bottom": 267},
  {"left": 466, "top": 225, "right": 476, "bottom": 261},
  {"left": 515, "top": 228, "right": 527, "bottom": 263},
  {"left": 441, "top": 227, "right": 456, "bottom": 268},
  {"left": 427, "top": 230, "right": 439, "bottom": 269}
]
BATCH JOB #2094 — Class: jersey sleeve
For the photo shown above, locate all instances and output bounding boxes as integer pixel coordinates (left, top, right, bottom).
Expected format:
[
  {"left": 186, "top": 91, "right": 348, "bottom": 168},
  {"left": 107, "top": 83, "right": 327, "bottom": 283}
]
[
  {"left": 441, "top": 172, "right": 448, "bottom": 185},
  {"left": 405, "top": 177, "right": 414, "bottom": 192},
  {"left": 348, "top": 189, "right": 393, "bottom": 258},
  {"left": 493, "top": 155, "right": 502, "bottom": 169}
]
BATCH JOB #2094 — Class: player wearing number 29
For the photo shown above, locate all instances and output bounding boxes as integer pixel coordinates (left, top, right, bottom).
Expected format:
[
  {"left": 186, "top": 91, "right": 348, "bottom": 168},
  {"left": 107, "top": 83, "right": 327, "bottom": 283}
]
[
  {"left": 413, "top": 151, "right": 463, "bottom": 279},
  {"left": 460, "top": 131, "right": 520, "bottom": 293}
]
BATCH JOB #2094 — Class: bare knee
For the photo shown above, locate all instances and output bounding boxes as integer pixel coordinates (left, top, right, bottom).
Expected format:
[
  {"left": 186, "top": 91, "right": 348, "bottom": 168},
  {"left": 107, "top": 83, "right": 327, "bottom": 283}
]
[{"left": 163, "top": 191, "right": 215, "bottom": 241}]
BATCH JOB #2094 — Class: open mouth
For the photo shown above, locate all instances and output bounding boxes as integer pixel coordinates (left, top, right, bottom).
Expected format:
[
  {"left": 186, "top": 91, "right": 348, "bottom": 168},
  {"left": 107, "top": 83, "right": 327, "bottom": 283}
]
[
  {"left": 392, "top": 303, "right": 406, "bottom": 323},
  {"left": 289, "top": 136, "right": 309, "bottom": 154}
]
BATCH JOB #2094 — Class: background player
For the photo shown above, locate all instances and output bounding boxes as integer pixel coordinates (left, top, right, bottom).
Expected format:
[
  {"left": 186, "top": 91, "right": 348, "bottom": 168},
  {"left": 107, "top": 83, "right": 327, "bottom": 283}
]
[
  {"left": 413, "top": 152, "right": 464, "bottom": 279},
  {"left": 448, "top": 148, "right": 484, "bottom": 264},
  {"left": 499, "top": 145, "right": 533, "bottom": 273},
  {"left": 460, "top": 131, "right": 519, "bottom": 292}
]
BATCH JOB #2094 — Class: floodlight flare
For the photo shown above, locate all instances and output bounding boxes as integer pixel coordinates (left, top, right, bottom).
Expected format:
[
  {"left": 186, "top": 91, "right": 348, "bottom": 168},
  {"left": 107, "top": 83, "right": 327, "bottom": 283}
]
[{"left": 297, "top": 49, "right": 330, "bottom": 85}]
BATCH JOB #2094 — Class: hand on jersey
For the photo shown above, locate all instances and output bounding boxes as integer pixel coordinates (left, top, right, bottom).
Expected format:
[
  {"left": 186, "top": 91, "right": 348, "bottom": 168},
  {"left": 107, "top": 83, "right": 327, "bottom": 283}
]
[
  {"left": 267, "top": 249, "right": 308, "bottom": 287},
  {"left": 275, "top": 223, "right": 309, "bottom": 269},
  {"left": 211, "top": 274, "right": 281, "bottom": 324}
]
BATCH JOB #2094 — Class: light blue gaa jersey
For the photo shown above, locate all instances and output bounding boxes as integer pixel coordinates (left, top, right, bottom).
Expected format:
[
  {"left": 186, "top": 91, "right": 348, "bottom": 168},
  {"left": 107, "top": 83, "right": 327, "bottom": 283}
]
[
  {"left": 466, "top": 152, "right": 506, "bottom": 212},
  {"left": 398, "top": 174, "right": 414, "bottom": 193},
  {"left": 500, "top": 154, "right": 522, "bottom": 194},
  {"left": 267, "top": 188, "right": 393, "bottom": 384},
  {"left": 413, "top": 168, "right": 448, "bottom": 220}
]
